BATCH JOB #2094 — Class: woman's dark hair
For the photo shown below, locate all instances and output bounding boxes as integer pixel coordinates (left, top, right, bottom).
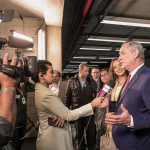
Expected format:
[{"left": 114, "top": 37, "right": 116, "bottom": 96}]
[
  {"left": 97, "top": 68, "right": 109, "bottom": 92},
  {"left": 109, "top": 57, "right": 128, "bottom": 81},
  {"left": 31, "top": 60, "right": 52, "bottom": 83}
]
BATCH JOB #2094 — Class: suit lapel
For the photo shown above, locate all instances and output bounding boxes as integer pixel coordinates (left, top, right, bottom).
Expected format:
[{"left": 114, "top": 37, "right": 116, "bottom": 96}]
[{"left": 117, "top": 65, "right": 146, "bottom": 106}]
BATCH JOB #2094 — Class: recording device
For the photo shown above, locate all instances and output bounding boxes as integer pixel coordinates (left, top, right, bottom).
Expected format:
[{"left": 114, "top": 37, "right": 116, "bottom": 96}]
[
  {"left": 48, "top": 117, "right": 64, "bottom": 128},
  {"left": 99, "top": 80, "right": 116, "bottom": 97},
  {"left": 0, "top": 56, "right": 37, "bottom": 78}
]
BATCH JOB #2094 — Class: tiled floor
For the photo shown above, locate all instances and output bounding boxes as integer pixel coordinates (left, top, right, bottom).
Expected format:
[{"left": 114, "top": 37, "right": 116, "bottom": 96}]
[{"left": 21, "top": 124, "right": 78, "bottom": 150}]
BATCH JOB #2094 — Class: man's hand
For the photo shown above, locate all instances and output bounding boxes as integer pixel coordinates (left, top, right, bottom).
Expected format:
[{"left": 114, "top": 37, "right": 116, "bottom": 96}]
[
  {"left": 53, "top": 117, "right": 65, "bottom": 128},
  {"left": 105, "top": 104, "right": 131, "bottom": 126},
  {"left": 0, "top": 53, "right": 21, "bottom": 89}
]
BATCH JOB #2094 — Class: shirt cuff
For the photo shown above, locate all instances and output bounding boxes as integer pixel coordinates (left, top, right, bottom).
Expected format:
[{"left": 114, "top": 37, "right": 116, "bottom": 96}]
[{"left": 127, "top": 115, "right": 134, "bottom": 128}]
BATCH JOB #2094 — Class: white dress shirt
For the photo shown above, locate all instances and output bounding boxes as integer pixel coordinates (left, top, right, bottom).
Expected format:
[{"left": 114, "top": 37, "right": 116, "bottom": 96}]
[{"left": 49, "top": 81, "right": 60, "bottom": 96}]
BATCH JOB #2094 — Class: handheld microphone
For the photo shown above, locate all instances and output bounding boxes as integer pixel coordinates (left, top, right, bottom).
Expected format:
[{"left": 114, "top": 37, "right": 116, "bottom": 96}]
[{"left": 99, "top": 80, "right": 115, "bottom": 98}]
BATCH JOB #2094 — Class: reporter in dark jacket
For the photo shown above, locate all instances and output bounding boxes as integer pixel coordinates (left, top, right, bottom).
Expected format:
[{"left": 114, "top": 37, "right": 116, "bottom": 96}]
[{"left": 64, "top": 63, "right": 97, "bottom": 150}]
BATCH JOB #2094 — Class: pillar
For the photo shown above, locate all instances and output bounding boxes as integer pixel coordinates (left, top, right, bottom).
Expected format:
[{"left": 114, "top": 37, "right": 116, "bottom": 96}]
[{"left": 46, "top": 26, "right": 62, "bottom": 72}]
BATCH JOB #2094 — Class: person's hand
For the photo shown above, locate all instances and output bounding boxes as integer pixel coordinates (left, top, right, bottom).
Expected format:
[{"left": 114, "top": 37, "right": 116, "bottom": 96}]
[
  {"left": 98, "top": 97, "right": 109, "bottom": 108},
  {"left": 0, "top": 53, "right": 21, "bottom": 89},
  {"left": 53, "top": 117, "right": 65, "bottom": 128},
  {"left": 91, "top": 97, "right": 104, "bottom": 108},
  {"left": 105, "top": 104, "right": 131, "bottom": 126}
]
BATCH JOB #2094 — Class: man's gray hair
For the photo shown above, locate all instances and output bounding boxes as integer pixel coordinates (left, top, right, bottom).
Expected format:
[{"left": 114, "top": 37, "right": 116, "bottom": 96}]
[
  {"left": 127, "top": 41, "right": 145, "bottom": 62},
  {"left": 79, "top": 63, "right": 89, "bottom": 70}
]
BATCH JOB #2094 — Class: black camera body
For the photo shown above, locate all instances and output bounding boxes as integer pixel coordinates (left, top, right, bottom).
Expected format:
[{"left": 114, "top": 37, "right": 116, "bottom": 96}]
[
  {"left": 18, "top": 56, "right": 37, "bottom": 77},
  {"left": 0, "top": 56, "right": 37, "bottom": 78}
]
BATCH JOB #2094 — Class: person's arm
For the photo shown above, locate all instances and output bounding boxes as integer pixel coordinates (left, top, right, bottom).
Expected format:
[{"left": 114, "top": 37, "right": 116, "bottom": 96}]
[
  {"left": 0, "top": 53, "right": 21, "bottom": 146},
  {"left": 42, "top": 91, "right": 102, "bottom": 122},
  {"left": 130, "top": 76, "right": 150, "bottom": 131},
  {"left": 64, "top": 80, "right": 72, "bottom": 108}
]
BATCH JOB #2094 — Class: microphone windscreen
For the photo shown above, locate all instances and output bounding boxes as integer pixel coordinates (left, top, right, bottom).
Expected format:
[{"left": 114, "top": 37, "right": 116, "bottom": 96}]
[{"left": 107, "top": 80, "right": 115, "bottom": 89}]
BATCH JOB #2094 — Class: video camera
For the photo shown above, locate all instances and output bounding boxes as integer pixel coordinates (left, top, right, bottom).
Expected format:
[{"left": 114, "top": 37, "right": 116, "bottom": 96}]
[{"left": 0, "top": 10, "right": 37, "bottom": 78}]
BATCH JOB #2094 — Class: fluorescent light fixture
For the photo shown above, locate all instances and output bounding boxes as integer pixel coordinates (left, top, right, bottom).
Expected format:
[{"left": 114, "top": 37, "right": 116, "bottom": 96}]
[
  {"left": 66, "top": 66, "right": 78, "bottom": 68},
  {"left": 99, "top": 57, "right": 114, "bottom": 59},
  {"left": 62, "top": 71, "right": 69, "bottom": 73},
  {"left": 63, "top": 69, "right": 74, "bottom": 71},
  {"left": 38, "top": 30, "right": 46, "bottom": 60},
  {"left": 70, "top": 69, "right": 79, "bottom": 73},
  {"left": 115, "top": 49, "right": 120, "bottom": 51},
  {"left": 11, "top": 31, "right": 33, "bottom": 42},
  {"left": 73, "top": 56, "right": 96, "bottom": 59},
  {"left": 101, "top": 20, "right": 150, "bottom": 28},
  {"left": 80, "top": 47, "right": 111, "bottom": 51},
  {"left": 88, "top": 38, "right": 126, "bottom": 43},
  {"left": 88, "top": 65, "right": 98, "bottom": 67},
  {"left": 67, "top": 65, "right": 79, "bottom": 67},
  {"left": 70, "top": 61, "right": 88, "bottom": 63},
  {"left": 135, "top": 41, "right": 150, "bottom": 44},
  {"left": 90, "top": 61, "right": 107, "bottom": 63}
]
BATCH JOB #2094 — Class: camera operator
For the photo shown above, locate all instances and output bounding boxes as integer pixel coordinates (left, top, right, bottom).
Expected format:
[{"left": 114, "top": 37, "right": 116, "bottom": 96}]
[
  {"left": 0, "top": 53, "right": 21, "bottom": 147},
  {"left": 10, "top": 76, "right": 35, "bottom": 150}
]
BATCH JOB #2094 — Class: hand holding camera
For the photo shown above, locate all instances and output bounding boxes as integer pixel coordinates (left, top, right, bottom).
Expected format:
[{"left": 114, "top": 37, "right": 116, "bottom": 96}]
[{"left": 0, "top": 53, "right": 21, "bottom": 89}]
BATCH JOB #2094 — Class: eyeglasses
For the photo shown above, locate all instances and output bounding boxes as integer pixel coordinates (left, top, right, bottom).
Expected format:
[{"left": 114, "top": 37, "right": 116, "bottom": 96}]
[{"left": 101, "top": 73, "right": 108, "bottom": 78}]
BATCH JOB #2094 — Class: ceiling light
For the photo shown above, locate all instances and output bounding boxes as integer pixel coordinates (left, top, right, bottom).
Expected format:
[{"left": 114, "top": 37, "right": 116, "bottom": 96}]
[
  {"left": 38, "top": 30, "right": 46, "bottom": 60},
  {"left": 80, "top": 47, "right": 111, "bottom": 51},
  {"left": 70, "top": 69, "right": 79, "bottom": 73},
  {"left": 101, "top": 20, "right": 150, "bottom": 28},
  {"left": 99, "top": 57, "right": 114, "bottom": 59},
  {"left": 135, "top": 41, "right": 150, "bottom": 44},
  {"left": 63, "top": 69, "right": 74, "bottom": 71},
  {"left": 88, "top": 65, "right": 98, "bottom": 66},
  {"left": 70, "top": 61, "right": 88, "bottom": 63},
  {"left": 66, "top": 66, "right": 78, "bottom": 68},
  {"left": 67, "top": 65, "right": 79, "bottom": 67},
  {"left": 90, "top": 61, "right": 107, "bottom": 63},
  {"left": 88, "top": 38, "right": 126, "bottom": 43},
  {"left": 73, "top": 56, "right": 96, "bottom": 59}
]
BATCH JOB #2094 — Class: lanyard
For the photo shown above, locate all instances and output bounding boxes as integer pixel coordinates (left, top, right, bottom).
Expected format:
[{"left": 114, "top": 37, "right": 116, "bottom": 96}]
[{"left": 16, "top": 85, "right": 24, "bottom": 98}]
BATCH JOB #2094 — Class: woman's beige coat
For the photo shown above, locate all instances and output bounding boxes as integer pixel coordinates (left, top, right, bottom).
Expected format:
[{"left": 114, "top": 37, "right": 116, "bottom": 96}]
[{"left": 35, "top": 83, "right": 94, "bottom": 150}]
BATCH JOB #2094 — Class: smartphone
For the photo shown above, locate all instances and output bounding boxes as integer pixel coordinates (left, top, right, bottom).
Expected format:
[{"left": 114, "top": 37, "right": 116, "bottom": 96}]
[{"left": 48, "top": 117, "right": 64, "bottom": 128}]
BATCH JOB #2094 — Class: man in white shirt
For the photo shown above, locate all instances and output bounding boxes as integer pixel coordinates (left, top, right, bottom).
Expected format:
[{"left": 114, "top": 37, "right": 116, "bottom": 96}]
[
  {"left": 49, "top": 70, "right": 67, "bottom": 103},
  {"left": 101, "top": 41, "right": 150, "bottom": 150}
]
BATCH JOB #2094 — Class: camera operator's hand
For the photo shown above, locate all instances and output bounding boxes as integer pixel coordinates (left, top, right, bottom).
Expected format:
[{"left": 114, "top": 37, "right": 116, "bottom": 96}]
[{"left": 0, "top": 53, "right": 21, "bottom": 89}]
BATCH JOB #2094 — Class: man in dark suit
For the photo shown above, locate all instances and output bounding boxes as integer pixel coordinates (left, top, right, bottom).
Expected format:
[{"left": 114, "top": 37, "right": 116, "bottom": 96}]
[
  {"left": 49, "top": 70, "right": 67, "bottom": 103},
  {"left": 101, "top": 41, "right": 150, "bottom": 150}
]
